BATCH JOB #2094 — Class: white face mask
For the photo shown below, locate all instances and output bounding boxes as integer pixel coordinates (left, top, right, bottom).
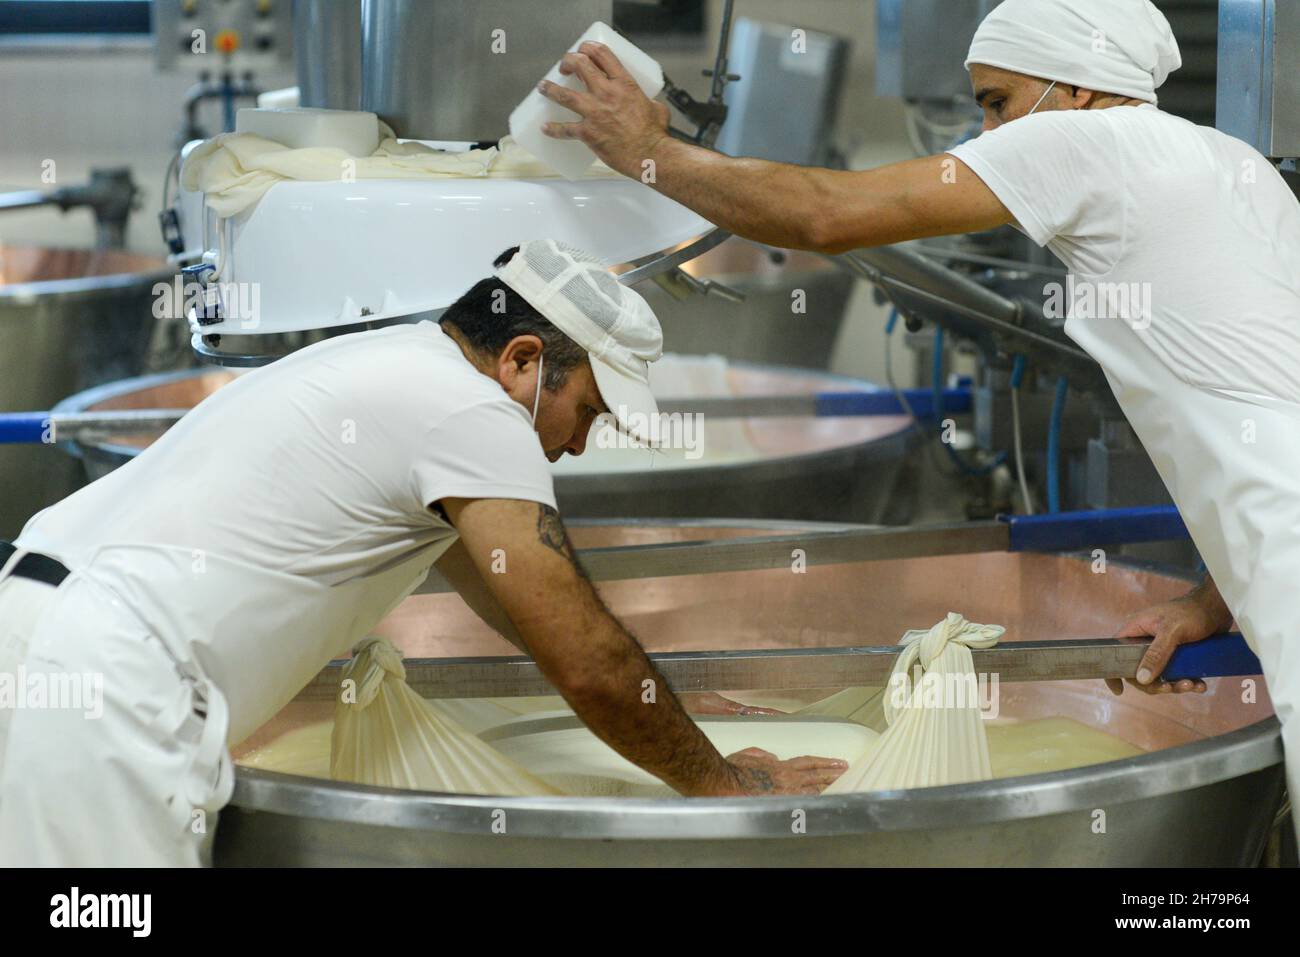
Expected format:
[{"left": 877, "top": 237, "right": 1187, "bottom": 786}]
[
  {"left": 530, "top": 352, "right": 544, "bottom": 428},
  {"left": 1026, "top": 80, "right": 1058, "bottom": 116}
]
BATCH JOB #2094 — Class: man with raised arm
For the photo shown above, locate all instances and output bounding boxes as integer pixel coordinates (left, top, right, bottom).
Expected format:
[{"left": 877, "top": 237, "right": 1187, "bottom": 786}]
[{"left": 539, "top": 0, "right": 1300, "bottom": 838}]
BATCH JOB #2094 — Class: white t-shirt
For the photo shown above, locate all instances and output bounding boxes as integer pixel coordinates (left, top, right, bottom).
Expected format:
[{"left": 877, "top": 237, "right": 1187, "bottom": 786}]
[
  {"left": 946, "top": 106, "right": 1300, "bottom": 731},
  {"left": 21, "top": 320, "right": 555, "bottom": 580},
  {"left": 947, "top": 104, "right": 1300, "bottom": 406},
  {"left": 16, "top": 320, "right": 556, "bottom": 738}
]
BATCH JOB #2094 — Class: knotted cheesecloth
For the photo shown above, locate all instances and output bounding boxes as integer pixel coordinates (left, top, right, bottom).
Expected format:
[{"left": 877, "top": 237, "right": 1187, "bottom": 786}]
[
  {"left": 330, "top": 636, "right": 560, "bottom": 795},
  {"left": 823, "top": 613, "right": 1004, "bottom": 793}
]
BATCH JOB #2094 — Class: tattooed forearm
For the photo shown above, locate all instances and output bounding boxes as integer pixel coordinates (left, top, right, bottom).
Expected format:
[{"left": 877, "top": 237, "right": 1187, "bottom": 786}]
[
  {"left": 536, "top": 504, "right": 569, "bottom": 554},
  {"left": 536, "top": 504, "right": 585, "bottom": 572}
]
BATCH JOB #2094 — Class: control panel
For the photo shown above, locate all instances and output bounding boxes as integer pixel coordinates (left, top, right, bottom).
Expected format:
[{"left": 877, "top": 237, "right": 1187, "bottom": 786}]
[{"left": 153, "top": 0, "right": 293, "bottom": 72}]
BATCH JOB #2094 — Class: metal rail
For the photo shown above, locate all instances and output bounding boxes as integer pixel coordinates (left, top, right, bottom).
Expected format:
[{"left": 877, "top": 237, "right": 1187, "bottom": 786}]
[
  {"left": 0, "top": 409, "right": 190, "bottom": 445},
  {"left": 296, "top": 634, "right": 1259, "bottom": 700},
  {"left": 414, "top": 508, "right": 1190, "bottom": 594},
  {"left": 416, "top": 521, "right": 1011, "bottom": 594},
  {"left": 0, "top": 388, "right": 973, "bottom": 444}
]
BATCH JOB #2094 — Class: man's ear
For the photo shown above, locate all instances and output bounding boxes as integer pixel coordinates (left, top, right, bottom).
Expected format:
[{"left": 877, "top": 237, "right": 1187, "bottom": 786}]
[{"left": 497, "top": 335, "right": 543, "bottom": 385}]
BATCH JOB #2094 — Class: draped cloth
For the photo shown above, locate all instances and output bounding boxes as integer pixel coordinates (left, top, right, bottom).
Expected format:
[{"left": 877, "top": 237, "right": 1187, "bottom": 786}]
[{"left": 181, "top": 132, "right": 621, "bottom": 220}]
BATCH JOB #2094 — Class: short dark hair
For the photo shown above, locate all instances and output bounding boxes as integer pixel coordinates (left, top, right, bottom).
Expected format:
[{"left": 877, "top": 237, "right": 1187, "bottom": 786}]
[{"left": 439, "top": 246, "right": 587, "bottom": 390}]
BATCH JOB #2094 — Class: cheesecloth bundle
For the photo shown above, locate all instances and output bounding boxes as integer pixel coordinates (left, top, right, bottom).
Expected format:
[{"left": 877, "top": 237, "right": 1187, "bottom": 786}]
[
  {"left": 823, "top": 613, "right": 1004, "bottom": 792},
  {"left": 330, "top": 636, "right": 560, "bottom": 795}
]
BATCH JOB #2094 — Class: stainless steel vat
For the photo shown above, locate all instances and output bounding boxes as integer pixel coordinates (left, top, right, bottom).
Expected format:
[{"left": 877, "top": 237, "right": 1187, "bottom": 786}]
[
  {"left": 54, "top": 360, "right": 917, "bottom": 524},
  {"left": 0, "top": 245, "right": 176, "bottom": 538},
  {"left": 638, "top": 241, "right": 855, "bottom": 370},
  {"left": 217, "top": 522, "right": 1283, "bottom": 866},
  {"left": 294, "top": 0, "right": 364, "bottom": 112},
  {"left": 360, "top": 0, "right": 610, "bottom": 141}
]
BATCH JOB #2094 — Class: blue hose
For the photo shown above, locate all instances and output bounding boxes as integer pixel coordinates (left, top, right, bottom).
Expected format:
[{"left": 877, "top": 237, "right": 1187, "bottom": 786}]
[
  {"left": 1047, "top": 376, "right": 1068, "bottom": 513},
  {"left": 1010, "top": 354, "right": 1028, "bottom": 390}
]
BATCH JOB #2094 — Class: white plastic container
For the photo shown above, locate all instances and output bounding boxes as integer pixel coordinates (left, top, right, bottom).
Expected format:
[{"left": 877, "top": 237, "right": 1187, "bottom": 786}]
[{"left": 508, "top": 21, "right": 664, "bottom": 180}]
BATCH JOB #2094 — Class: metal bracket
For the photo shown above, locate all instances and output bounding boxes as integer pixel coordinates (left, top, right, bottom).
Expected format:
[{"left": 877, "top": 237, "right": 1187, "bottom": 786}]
[
  {"left": 618, "top": 228, "right": 732, "bottom": 287},
  {"left": 1002, "top": 506, "right": 1188, "bottom": 553},
  {"left": 650, "top": 266, "right": 746, "bottom": 303},
  {"left": 190, "top": 332, "right": 279, "bottom": 368}
]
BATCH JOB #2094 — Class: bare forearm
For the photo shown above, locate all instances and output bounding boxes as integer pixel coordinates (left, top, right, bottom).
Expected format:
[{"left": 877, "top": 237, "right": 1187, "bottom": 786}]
[
  {"left": 640, "top": 139, "right": 1006, "bottom": 255},
  {"left": 538, "top": 42, "right": 1010, "bottom": 256},
  {"left": 643, "top": 136, "right": 836, "bottom": 250},
  {"left": 538, "top": 600, "right": 737, "bottom": 796},
  {"left": 506, "top": 542, "right": 738, "bottom": 796},
  {"left": 448, "top": 498, "right": 743, "bottom": 796},
  {"left": 451, "top": 572, "right": 735, "bottom": 792}
]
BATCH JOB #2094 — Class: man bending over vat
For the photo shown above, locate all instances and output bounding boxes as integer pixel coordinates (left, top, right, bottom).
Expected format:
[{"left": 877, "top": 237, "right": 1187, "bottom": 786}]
[
  {"left": 0, "top": 240, "right": 846, "bottom": 866},
  {"left": 540, "top": 0, "right": 1300, "bottom": 836}
]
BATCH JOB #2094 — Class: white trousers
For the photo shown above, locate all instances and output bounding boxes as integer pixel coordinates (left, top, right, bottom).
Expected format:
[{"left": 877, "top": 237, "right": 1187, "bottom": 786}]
[{"left": 0, "top": 559, "right": 231, "bottom": 866}]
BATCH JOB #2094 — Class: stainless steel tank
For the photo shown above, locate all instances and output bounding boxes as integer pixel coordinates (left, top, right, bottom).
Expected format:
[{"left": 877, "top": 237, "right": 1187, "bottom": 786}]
[
  {"left": 217, "top": 521, "right": 1284, "bottom": 866},
  {"left": 0, "top": 245, "right": 175, "bottom": 538},
  {"left": 637, "top": 241, "right": 855, "bottom": 370},
  {"left": 53, "top": 360, "right": 917, "bottom": 524},
  {"left": 360, "top": 0, "right": 611, "bottom": 140},
  {"left": 294, "top": 0, "right": 363, "bottom": 112}
]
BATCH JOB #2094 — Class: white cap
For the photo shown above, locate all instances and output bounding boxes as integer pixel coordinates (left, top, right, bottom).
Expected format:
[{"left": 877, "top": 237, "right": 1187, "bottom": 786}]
[
  {"left": 965, "top": 0, "right": 1181, "bottom": 106},
  {"left": 495, "top": 239, "right": 664, "bottom": 446}
]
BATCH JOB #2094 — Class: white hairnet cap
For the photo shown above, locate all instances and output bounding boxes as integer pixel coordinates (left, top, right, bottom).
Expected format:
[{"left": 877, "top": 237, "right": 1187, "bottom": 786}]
[
  {"left": 965, "top": 0, "right": 1182, "bottom": 105},
  {"left": 496, "top": 239, "right": 664, "bottom": 446}
]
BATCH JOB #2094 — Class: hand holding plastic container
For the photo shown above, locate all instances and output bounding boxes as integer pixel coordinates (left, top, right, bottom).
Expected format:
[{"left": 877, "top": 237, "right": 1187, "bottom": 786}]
[{"left": 509, "top": 21, "right": 665, "bottom": 180}]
